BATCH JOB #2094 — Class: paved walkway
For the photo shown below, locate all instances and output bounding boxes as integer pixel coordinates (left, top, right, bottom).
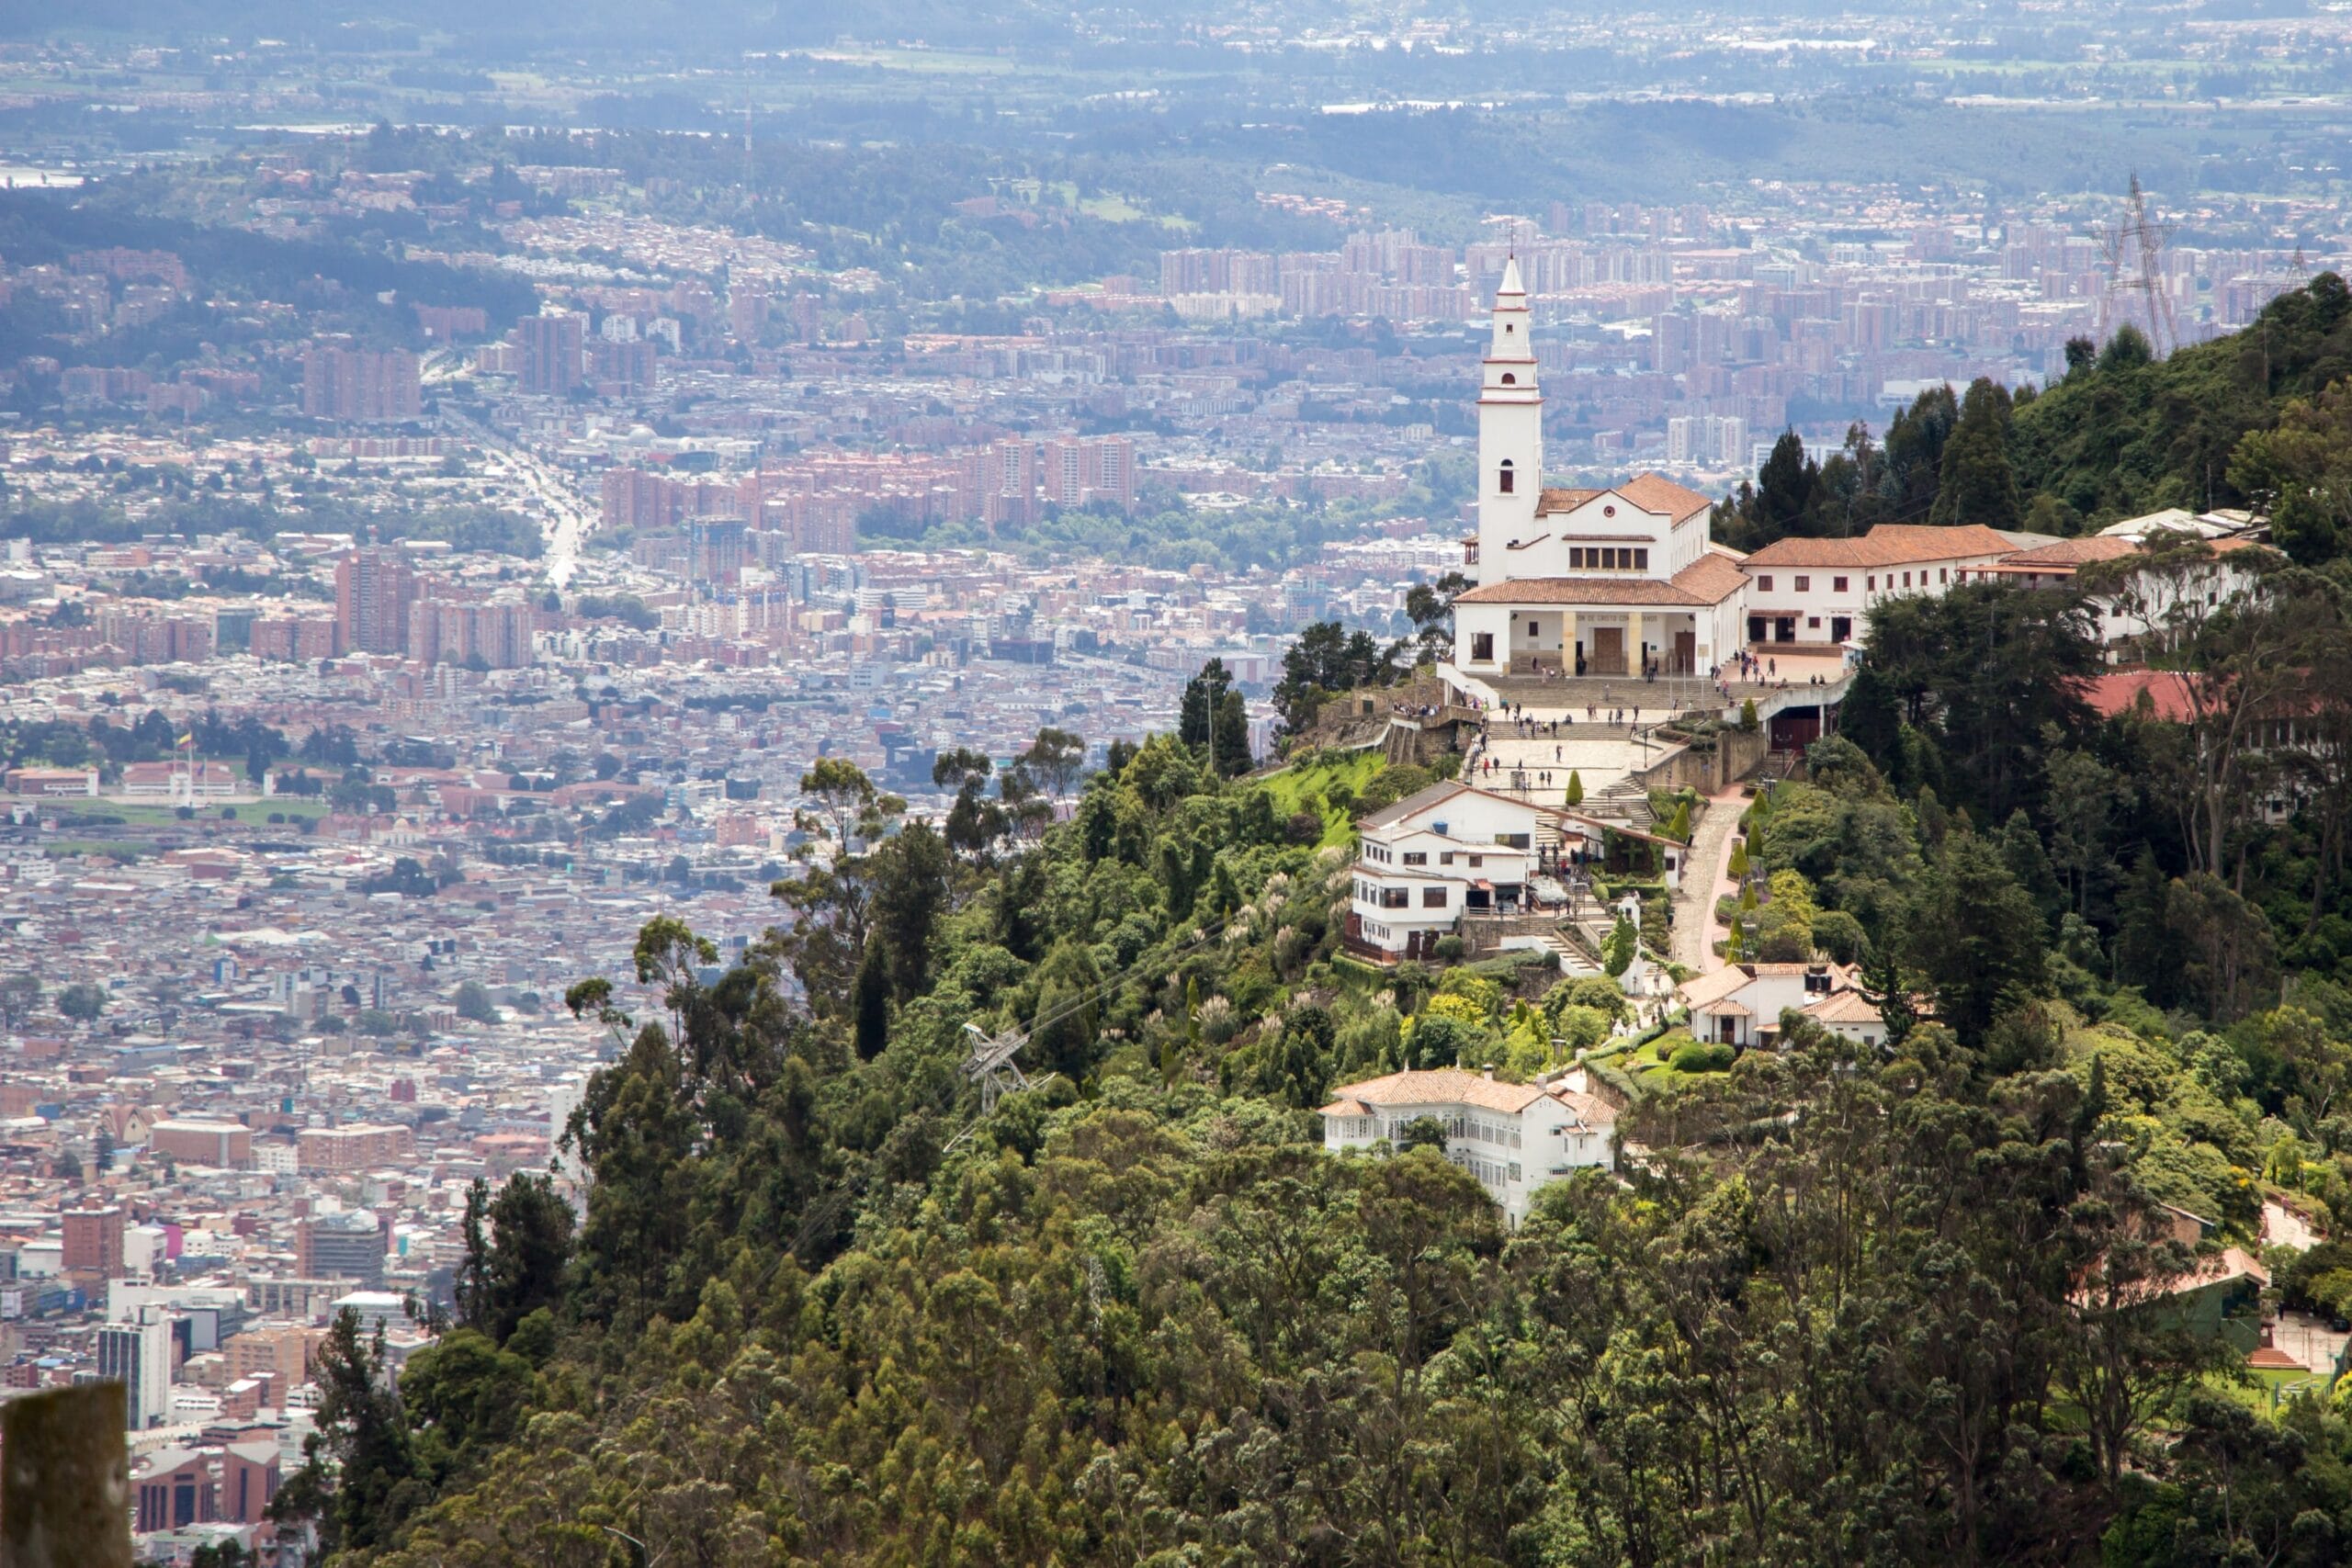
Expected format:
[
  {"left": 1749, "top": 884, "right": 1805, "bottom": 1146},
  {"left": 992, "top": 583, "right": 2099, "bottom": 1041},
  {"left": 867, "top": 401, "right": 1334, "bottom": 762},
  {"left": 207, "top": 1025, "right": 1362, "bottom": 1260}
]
[{"left": 1670, "top": 783, "right": 1751, "bottom": 976}]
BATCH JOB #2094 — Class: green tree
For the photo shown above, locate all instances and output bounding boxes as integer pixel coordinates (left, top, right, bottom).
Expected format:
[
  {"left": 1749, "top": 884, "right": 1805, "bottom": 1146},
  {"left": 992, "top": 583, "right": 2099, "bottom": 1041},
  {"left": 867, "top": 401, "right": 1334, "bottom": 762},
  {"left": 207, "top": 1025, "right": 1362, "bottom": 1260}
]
[
  {"left": 272, "top": 1308, "right": 421, "bottom": 1555},
  {"left": 453, "top": 980, "right": 498, "bottom": 1023},
  {"left": 55, "top": 981, "right": 106, "bottom": 1022},
  {"left": 1909, "top": 831, "right": 2048, "bottom": 1045},
  {"left": 1928, "top": 378, "right": 2021, "bottom": 530}
]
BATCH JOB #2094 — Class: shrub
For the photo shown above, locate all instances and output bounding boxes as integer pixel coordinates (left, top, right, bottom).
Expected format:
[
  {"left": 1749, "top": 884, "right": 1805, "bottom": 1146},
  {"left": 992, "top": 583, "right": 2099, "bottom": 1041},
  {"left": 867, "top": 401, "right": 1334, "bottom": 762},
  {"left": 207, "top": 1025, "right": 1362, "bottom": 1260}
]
[
  {"left": 1669, "top": 1040, "right": 1736, "bottom": 1073},
  {"left": 1738, "top": 698, "right": 1759, "bottom": 733}
]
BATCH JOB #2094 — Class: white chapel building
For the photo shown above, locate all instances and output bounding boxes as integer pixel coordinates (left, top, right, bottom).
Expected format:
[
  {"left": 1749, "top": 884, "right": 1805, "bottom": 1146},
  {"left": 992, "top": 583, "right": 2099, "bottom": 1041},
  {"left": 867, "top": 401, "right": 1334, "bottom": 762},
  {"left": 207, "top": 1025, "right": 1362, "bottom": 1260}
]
[{"left": 1442, "top": 258, "right": 2181, "bottom": 682}]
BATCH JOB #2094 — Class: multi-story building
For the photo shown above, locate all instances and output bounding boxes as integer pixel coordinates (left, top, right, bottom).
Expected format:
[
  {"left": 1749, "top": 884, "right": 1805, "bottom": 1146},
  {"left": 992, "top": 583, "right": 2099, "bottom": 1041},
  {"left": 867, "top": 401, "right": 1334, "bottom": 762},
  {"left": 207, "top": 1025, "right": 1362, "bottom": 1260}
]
[
  {"left": 149, "top": 1120, "right": 254, "bottom": 1168},
  {"left": 516, "top": 313, "right": 586, "bottom": 395},
  {"left": 295, "top": 1209, "right": 385, "bottom": 1288},
  {"left": 97, "top": 1312, "right": 174, "bottom": 1429},
  {"left": 1346, "top": 781, "right": 1563, "bottom": 963},
  {"left": 300, "top": 347, "right": 422, "bottom": 422},
  {"left": 63, "top": 1204, "right": 125, "bottom": 1279},
  {"left": 297, "top": 1124, "right": 415, "bottom": 1173},
  {"left": 334, "top": 548, "right": 416, "bottom": 656},
  {"left": 1318, "top": 1066, "right": 1618, "bottom": 1224},
  {"left": 1449, "top": 263, "right": 2064, "bottom": 679},
  {"left": 1040, "top": 434, "right": 1136, "bottom": 513},
  {"left": 132, "top": 1440, "right": 280, "bottom": 1532}
]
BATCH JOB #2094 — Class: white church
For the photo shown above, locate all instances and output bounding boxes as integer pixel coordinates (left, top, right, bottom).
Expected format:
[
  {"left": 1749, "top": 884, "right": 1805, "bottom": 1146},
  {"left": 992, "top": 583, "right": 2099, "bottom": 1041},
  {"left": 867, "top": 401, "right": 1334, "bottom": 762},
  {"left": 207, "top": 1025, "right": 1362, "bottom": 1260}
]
[{"left": 1447, "top": 259, "right": 2032, "bottom": 683}]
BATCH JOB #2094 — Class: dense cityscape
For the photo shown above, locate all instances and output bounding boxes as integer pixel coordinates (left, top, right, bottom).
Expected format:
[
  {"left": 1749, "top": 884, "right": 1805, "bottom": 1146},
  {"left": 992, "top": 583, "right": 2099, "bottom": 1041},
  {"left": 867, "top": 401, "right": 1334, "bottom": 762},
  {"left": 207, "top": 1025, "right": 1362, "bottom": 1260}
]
[{"left": 10, "top": 1, "right": 2352, "bottom": 1563}]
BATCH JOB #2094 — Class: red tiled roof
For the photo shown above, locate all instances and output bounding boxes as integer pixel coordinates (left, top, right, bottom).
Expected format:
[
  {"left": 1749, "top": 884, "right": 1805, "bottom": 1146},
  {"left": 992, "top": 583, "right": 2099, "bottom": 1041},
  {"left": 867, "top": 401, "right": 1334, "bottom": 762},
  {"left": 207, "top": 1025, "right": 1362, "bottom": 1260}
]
[
  {"left": 1670, "top": 551, "right": 1748, "bottom": 604},
  {"left": 1741, "top": 524, "right": 2017, "bottom": 569},
  {"left": 2082, "top": 669, "right": 2199, "bottom": 722},
  {"left": 1454, "top": 575, "right": 1715, "bottom": 607},
  {"left": 1616, "top": 472, "right": 1717, "bottom": 523},
  {"left": 1532, "top": 474, "right": 1715, "bottom": 525}
]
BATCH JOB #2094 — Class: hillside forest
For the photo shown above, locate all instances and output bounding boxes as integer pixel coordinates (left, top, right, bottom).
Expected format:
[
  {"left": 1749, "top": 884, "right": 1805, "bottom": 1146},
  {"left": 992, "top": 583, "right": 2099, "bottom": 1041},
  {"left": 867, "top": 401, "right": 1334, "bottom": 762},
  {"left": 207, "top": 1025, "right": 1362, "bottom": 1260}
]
[{"left": 267, "top": 278, "right": 2352, "bottom": 1567}]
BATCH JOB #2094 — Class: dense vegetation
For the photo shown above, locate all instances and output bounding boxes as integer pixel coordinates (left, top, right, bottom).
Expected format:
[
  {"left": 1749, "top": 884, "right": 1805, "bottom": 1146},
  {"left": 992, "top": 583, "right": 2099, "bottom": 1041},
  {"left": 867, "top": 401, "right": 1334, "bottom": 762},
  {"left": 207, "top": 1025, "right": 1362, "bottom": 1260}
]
[
  {"left": 276, "top": 514, "right": 2352, "bottom": 1563},
  {"left": 1714, "top": 274, "right": 2352, "bottom": 554},
  {"left": 250, "top": 272, "right": 2352, "bottom": 1568}
]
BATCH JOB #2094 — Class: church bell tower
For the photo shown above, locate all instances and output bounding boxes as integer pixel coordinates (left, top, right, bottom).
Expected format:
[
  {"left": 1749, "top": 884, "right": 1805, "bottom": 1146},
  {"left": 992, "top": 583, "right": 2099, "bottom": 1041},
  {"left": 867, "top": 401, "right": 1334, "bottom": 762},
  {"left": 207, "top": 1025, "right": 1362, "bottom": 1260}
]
[{"left": 1476, "top": 256, "right": 1542, "bottom": 588}]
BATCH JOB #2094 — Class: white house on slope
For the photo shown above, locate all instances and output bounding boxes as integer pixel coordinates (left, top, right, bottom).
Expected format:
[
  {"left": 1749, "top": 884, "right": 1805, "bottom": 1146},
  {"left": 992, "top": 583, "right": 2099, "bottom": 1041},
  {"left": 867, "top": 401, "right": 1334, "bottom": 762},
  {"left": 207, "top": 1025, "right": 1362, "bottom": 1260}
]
[
  {"left": 1676, "top": 961, "right": 1889, "bottom": 1050},
  {"left": 1347, "top": 780, "right": 1566, "bottom": 962},
  {"left": 1319, "top": 1065, "right": 1618, "bottom": 1224}
]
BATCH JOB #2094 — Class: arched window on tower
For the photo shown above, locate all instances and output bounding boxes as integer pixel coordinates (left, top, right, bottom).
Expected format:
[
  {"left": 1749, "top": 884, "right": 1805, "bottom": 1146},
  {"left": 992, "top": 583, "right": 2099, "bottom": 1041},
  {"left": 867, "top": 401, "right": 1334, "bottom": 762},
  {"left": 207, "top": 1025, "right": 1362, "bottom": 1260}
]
[
  {"left": 1498, "top": 459, "right": 1515, "bottom": 494},
  {"left": 1499, "top": 372, "right": 1516, "bottom": 385}
]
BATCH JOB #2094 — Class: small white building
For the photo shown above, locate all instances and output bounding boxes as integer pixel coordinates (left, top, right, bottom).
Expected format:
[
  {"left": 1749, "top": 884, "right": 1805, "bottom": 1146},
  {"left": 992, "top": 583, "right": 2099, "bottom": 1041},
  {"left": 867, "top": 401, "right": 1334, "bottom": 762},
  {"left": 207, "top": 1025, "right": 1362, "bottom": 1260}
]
[
  {"left": 1318, "top": 1065, "right": 1619, "bottom": 1224},
  {"left": 1677, "top": 961, "right": 1886, "bottom": 1050},
  {"left": 1348, "top": 780, "right": 1566, "bottom": 962},
  {"left": 1736, "top": 525, "right": 2019, "bottom": 649}
]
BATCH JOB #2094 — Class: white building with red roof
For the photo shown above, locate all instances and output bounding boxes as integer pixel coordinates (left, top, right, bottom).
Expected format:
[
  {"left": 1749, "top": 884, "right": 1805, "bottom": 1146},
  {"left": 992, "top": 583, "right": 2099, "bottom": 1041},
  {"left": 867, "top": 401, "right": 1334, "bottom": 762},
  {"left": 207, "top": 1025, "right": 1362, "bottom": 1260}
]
[
  {"left": 1448, "top": 264, "right": 2138, "bottom": 681},
  {"left": 1318, "top": 1064, "right": 1618, "bottom": 1224}
]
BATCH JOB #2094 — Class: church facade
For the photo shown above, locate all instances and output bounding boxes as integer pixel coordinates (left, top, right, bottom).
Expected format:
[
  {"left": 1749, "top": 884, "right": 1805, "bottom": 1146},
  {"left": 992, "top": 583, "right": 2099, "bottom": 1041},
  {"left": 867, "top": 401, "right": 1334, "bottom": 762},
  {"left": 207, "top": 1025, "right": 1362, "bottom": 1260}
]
[{"left": 1449, "top": 260, "right": 2036, "bottom": 682}]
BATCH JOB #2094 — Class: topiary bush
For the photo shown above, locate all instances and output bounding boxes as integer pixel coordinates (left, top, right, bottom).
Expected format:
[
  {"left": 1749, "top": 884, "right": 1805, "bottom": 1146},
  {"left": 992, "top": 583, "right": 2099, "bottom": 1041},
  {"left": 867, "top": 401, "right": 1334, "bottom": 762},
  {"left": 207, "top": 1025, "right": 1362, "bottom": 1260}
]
[{"left": 1669, "top": 1040, "right": 1736, "bottom": 1073}]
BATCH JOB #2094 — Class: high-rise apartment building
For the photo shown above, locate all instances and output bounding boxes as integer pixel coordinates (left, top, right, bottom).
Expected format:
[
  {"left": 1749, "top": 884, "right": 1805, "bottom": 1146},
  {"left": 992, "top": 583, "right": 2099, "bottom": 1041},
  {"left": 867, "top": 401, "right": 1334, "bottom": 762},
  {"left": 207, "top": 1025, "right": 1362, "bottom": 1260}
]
[
  {"left": 334, "top": 548, "right": 416, "bottom": 656},
  {"left": 97, "top": 1313, "right": 174, "bottom": 1429},
  {"left": 978, "top": 439, "right": 1039, "bottom": 529},
  {"left": 300, "top": 347, "right": 422, "bottom": 422},
  {"left": 516, "top": 313, "right": 586, "bottom": 395},
  {"left": 1040, "top": 435, "right": 1136, "bottom": 513}
]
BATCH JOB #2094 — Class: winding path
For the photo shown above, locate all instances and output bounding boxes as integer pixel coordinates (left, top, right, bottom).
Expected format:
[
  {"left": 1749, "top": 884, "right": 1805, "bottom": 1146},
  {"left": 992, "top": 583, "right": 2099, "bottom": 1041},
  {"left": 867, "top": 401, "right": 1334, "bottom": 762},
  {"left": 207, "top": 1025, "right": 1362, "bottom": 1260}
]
[{"left": 1669, "top": 783, "right": 1750, "bottom": 976}]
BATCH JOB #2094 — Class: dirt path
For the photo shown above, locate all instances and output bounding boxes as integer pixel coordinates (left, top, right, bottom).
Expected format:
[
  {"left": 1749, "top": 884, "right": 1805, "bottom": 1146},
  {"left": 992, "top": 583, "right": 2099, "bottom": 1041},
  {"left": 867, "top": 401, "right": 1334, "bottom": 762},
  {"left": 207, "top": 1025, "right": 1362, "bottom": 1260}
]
[{"left": 1670, "top": 784, "right": 1748, "bottom": 975}]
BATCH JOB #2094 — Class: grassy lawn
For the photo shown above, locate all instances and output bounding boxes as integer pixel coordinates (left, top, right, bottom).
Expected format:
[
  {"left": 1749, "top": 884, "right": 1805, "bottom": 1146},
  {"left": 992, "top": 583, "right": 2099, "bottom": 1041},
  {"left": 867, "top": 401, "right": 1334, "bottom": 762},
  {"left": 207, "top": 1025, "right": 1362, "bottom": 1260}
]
[
  {"left": 1258, "top": 751, "right": 1385, "bottom": 847},
  {"left": 45, "top": 798, "right": 329, "bottom": 829}
]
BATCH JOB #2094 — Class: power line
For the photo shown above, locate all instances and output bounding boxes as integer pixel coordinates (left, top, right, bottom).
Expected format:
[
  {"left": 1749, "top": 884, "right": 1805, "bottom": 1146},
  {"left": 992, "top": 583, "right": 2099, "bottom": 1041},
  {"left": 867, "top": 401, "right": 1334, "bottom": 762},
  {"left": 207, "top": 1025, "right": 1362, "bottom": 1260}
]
[{"left": 788, "top": 908, "right": 1240, "bottom": 1254}]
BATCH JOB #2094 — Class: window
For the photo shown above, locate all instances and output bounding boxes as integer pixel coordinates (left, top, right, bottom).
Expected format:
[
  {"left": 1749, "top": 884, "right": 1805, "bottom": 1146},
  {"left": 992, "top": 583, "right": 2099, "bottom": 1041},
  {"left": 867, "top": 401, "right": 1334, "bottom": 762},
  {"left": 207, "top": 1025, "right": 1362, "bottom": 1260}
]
[
  {"left": 1440, "top": 852, "right": 1455, "bottom": 865},
  {"left": 1939, "top": 568, "right": 1949, "bottom": 583},
  {"left": 1498, "top": 460, "right": 1515, "bottom": 495},
  {"left": 1833, "top": 576, "right": 1849, "bottom": 592},
  {"left": 1509, "top": 1162, "right": 1521, "bottom": 1182},
  {"left": 1379, "top": 887, "right": 1408, "bottom": 908},
  {"left": 1403, "top": 852, "right": 1426, "bottom": 866},
  {"left": 1471, "top": 631, "right": 1494, "bottom": 661},
  {"left": 1467, "top": 854, "right": 1484, "bottom": 868},
  {"left": 1793, "top": 575, "right": 1810, "bottom": 592},
  {"left": 1569, "top": 547, "right": 1583, "bottom": 569},
  {"left": 1902, "top": 571, "right": 1912, "bottom": 588},
  {"left": 1636, "top": 548, "right": 1648, "bottom": 569},
  {"left": 1423, "top": 886, "right": 1447, "bottom": 908},
  {"left": 1499, "top": 372, "right": 1516, "bottom": 384},
  {"left": 1758, "top": 575, "right": 1774, "bottom": 592},
  {"left": 1807, "top": 616, "right": 1821, "bottom": 628},
  {"left": 1867, "top": 575, "right": 1876, "bottom": 592}
]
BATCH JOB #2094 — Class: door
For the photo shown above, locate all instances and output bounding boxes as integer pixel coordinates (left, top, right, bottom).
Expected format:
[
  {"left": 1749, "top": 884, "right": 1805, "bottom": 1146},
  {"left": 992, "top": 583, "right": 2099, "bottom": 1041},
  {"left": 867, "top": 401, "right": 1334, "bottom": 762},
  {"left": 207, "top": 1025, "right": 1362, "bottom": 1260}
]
[
  {"left": 1747, "top": 615, "right": 1765, "bottom": 644},
  {"left": 1774, "top": 616, "right": 1796, "bottom": 643},
  {"left": 1673, "top": 630, "right": 1695, "bottom": 673},
  {"left": 1591, "top": 626, "right": 1624, "bottom": 674},
  {"left": 1830, "top": 616, "right": 1851, "bottom": 643}
]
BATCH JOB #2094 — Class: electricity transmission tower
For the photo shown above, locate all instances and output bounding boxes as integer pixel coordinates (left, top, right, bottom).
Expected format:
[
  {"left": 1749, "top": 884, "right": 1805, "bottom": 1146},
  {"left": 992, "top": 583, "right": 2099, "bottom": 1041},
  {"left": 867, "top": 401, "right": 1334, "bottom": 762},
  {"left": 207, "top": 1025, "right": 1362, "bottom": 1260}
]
[
  {"left": 958, "top": 1021, "right": 1034, "bottom": 1117},
  {"left": 2098, "top": 174, "right": 2177, "bottom": 356}
]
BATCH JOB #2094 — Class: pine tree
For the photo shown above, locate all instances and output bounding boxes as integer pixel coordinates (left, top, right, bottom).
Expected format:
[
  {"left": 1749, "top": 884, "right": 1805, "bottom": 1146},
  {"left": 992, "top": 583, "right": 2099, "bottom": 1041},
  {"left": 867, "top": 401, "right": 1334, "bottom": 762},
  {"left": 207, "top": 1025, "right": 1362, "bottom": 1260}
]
[
  {"left": 1564, "top": 770, "right": 1584, "bottom": 807},
  {"left": 1211, "top": 688, "right": 1252, "bottom": 777},
  {"left": 852, "top": 938, "right": 891, "bottom": 1061},
  {"left": 1928, "top": 378, "right": 2021, "bottom": 530}
]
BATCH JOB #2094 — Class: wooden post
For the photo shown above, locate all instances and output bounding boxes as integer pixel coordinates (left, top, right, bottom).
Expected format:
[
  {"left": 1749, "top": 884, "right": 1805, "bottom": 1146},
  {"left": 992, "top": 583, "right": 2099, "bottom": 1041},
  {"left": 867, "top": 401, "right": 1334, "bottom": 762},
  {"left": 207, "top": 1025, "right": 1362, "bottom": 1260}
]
[{"left": 1, "top": 1384, "right": 133, "bottom": 1568}]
